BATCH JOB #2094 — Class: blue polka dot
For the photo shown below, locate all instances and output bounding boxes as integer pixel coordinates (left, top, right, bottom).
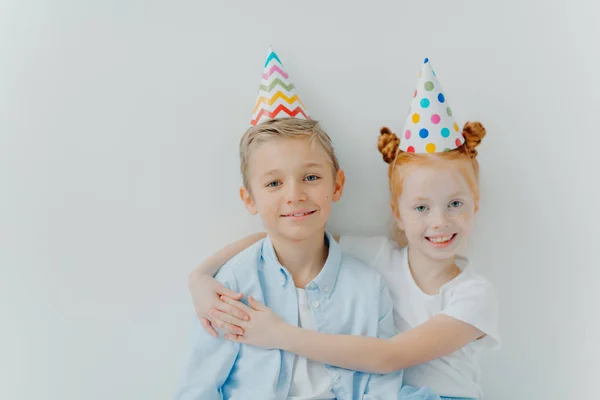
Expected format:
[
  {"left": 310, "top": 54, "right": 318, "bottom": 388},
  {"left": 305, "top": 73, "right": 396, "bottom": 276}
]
[
  {"left": 441, "top": 128, "right": 450, "bottom": 138},
  {"left": 433, "top": 69, "right": 436, "bottom": 76},
  {"left": 420, "top": 98, "right": 430, "bottom": 108},
  {"left": 438, "top": 93, "right": 445, "bottom": 103},
  {"left": 424, "top": 57, "right": 429, "bottom": 64},
  {"left": 419, "top": 128, "right": 429, "bottom": 138}
]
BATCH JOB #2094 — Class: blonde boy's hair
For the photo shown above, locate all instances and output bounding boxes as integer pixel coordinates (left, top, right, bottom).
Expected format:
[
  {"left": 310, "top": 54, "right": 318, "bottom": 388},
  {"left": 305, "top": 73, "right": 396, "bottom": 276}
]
[{"left": 239, "top": 118, "right": 340, "bottom": 192}]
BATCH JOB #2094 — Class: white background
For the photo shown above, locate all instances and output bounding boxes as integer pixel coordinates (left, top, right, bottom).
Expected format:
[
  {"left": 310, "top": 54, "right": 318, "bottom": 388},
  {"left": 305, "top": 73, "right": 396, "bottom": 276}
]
[{"left": 2, "top": 1, "right": 599, "bottom": 399}]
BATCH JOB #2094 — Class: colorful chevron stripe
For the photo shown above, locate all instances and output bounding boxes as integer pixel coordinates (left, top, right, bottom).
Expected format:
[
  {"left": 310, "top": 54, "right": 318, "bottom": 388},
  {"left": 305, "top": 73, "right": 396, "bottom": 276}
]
[
  {"left": 258, "top": 78, "right": 295, "bottom": 92},
  {"left": 262, "top": 65, "right": 289, "bottom": 80},
  {"left": 249, "top": 47, "right": 309, "bottom": 127},
  {"left": 250, "top": 104, "right": 309, "bottom": 127},
  {"left": 253, "top": 91, "right": 306, "bottom": 114}
]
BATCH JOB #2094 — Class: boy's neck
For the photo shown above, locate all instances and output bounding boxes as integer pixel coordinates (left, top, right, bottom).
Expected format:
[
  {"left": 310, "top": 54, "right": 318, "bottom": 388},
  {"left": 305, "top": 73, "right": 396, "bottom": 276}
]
[
  {"left": 407, "top": 246, "right": 461, "bottom": 296},
  {"left": 270, "top": 231, "right": 329, "bottom": 288}
]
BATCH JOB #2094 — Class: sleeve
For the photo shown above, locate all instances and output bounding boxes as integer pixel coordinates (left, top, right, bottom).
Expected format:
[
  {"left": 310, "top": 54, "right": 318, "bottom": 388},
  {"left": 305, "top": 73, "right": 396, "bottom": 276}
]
[
  {"left": 363, "top": 278, "right": 404, "bottom": 399},
  {"left": 441, "top": 277, "right": 501, "bottom": 350},
  {"left": 338, "top": 235, "right": 391, "bottom": 270},
  {"left": 174, "top": 271, "right": 241, "bottom": 400}
]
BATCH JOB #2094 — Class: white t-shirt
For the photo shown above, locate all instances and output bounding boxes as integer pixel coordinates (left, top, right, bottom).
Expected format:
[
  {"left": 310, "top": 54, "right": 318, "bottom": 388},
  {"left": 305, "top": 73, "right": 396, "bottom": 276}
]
[
  {"left": 339, "top": 236, "right": 500, "bottom": 399},
  {"left": 288, "top": 288, "right": 336, "bottom": 400}
]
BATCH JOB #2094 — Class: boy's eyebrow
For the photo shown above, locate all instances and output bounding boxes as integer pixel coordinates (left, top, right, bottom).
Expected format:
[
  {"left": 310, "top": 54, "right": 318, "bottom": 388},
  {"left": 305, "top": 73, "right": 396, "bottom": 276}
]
[
  {"left": 259, "top": 161, "right": 327, "bottom": 179},
  {"left": 301, "top": 161, "right": 326, "bottom": 169},
  {"left": 260, "top": 169, "right": 282, "bottom": 179}
]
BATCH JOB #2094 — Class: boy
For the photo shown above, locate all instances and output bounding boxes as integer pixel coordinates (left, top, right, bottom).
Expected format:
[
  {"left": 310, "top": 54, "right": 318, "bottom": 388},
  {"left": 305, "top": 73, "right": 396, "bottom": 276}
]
[{"left": 175, "top": 48, "right": 405, "bottom": 399}]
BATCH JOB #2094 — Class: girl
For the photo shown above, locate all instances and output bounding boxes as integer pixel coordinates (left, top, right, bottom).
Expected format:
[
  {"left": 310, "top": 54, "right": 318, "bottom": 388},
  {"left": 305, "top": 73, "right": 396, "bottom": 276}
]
[{"left": 189, "top": 60, "right": 500, "bottom": 400}]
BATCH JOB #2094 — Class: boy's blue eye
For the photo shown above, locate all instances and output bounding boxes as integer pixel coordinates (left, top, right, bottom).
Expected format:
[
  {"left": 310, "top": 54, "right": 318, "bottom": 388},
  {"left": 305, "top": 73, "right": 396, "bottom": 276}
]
[
  {"left": 415, "top": 205, "right": 428, "bottom": 212},
  {"left": 267, "top": 181, "right": 281, "bottom": 188},
  {"left": 449, "top": 200, "right": 463, "bottom": 208},
  {"left": 305, "top": 175, "right": 320, "bottom": 181}
]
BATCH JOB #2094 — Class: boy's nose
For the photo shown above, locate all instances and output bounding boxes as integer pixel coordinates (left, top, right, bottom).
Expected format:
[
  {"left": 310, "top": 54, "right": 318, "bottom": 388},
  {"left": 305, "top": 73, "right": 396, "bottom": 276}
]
[{"left": 286, "top": 183, "right": 307, "bottom": 203}]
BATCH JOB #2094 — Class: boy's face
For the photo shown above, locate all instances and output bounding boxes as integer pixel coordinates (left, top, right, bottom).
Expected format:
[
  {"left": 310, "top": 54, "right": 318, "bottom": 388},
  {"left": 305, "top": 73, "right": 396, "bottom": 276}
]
[
  {"left": 394, "top": 164, "right": 476, "bottom": 261},
  {"left": 240, "top": 136, "right": 344, "bottom": 243}
]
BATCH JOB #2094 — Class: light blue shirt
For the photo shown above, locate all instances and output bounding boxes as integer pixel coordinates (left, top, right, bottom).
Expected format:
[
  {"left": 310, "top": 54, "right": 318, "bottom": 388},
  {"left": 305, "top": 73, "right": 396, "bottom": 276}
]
[{"left": 175, "top": 232, "right": 439, "bottom": 400}]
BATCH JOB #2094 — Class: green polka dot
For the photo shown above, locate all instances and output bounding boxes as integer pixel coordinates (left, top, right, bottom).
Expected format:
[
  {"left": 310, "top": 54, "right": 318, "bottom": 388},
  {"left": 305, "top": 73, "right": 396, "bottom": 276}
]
[
  {"left": 447, "top": 107, "right": 452, "bottom": 116},
  {"left": 424, "top": 81, "right": 434, "bottom": 91},
  {"left": 443, "top": 148, "right": 452, "bottom": 152}
]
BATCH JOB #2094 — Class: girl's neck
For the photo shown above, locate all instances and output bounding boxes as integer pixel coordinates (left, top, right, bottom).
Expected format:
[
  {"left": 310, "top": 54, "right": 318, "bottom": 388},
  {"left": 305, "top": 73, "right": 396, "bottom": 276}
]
[{"left": 406, "top": 246, "right": 461, "bottom": 296}]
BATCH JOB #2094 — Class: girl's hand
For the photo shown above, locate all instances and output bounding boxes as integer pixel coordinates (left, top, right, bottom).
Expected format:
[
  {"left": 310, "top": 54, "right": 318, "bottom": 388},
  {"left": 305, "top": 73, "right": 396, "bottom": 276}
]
[
  {"left": 188, "top": 273, "right": 250, "bottom": 338},
  {"left": 215, "top": 295, "right": 289, "bottom": 350}
]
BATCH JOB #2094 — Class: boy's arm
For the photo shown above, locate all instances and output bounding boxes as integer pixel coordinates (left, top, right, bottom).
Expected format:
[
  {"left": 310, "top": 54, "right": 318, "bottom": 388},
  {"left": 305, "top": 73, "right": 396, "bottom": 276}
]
[{"left": 175, "top": 276, "right": 241, "bottom": 400}]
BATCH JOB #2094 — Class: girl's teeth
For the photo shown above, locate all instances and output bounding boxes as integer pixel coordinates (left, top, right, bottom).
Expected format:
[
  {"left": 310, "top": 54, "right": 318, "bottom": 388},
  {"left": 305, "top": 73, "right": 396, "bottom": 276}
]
[{"left": 429, "top": 235, "right": 453, "bottom": 243}]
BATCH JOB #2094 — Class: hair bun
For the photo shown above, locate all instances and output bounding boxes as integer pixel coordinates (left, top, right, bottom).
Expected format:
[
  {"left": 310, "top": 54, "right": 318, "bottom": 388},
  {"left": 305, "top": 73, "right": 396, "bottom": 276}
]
[
  {"left": 378, "top": 127, "right": 400, "bottom": 164},
  {"left": 462, "top": 121, "right": 486, "bottom": 158}
]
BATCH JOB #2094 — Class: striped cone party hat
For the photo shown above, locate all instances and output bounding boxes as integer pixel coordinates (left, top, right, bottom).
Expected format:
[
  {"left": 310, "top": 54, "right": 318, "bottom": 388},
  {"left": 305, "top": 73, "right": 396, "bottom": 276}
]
[
  {"left": 400, "top": 58, "right": 464, "bottom": 154},
  {"left": 250, "top": 47, "right": 309, "bottom": 127}
]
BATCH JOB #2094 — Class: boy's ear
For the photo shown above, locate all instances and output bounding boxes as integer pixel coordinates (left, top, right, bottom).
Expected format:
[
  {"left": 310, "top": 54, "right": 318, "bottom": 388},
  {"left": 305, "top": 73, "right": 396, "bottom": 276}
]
[
  {"left": 239, "top": 186, "right": 258, "bottom": 215},
  {"left": 331, "top": 169, "right": 346, "bottom": 202},
  {"left": 391, "top": 200, "right": 405, "bottom": 230}
]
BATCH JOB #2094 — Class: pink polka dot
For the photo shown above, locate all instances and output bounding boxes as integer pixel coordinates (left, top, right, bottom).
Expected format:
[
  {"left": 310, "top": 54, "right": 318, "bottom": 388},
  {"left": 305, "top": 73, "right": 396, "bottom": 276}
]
[
  {"left": 431, "top": 114, "right": 441, "bottom": 124},
  {"left": 413, "top": 90, "right": 417, "bottom": 98},
  {"left": 405, "top": 130, "right": 411, "bottom": 139},
  {"left": 455, "top": 138, "right": 462, "bottom": 147},
  {"left": 407, "top": 146, "right": 415, "bottom": 153}
]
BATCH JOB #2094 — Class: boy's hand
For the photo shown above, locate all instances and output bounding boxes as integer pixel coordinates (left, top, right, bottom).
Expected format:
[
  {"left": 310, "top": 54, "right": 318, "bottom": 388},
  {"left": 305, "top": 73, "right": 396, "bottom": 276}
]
[{"left": 188, "top": 272, "right": 250, "bottom": 338}]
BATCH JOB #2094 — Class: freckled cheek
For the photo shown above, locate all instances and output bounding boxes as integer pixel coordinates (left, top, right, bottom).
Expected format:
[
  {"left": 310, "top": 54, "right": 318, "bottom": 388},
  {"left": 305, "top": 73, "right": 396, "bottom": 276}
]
[{"left": 455, "top": 211, "right": 474, "bottom": 227}]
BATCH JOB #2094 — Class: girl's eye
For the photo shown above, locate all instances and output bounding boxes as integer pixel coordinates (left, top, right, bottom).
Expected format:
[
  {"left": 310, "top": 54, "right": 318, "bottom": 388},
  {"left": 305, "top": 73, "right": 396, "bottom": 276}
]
[
  {"left": 415, "top": 205, "right": 428, "bottom": 212},
  {"left": 305, "top": 175, "right": 320, "bottom": 182},
  {"left": 449, "top": 200, "right": 463, "bottom": 208},
  {"left": 267, "top": 181, "right": 281, "bottom": 188}
]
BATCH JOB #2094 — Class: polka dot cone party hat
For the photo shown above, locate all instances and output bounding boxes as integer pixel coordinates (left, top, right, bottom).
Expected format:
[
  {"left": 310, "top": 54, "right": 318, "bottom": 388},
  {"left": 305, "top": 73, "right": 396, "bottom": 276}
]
[
  {"left": 400, "top": 58, "right": 464, "bottom": 154},
  {"left": 250, "top": 46, "right": 309, "bottom": 127}
]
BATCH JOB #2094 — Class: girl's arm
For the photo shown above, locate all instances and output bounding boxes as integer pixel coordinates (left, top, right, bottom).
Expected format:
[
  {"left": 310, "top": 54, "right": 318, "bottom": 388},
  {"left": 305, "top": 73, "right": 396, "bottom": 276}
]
[
  {"left": 219, "top": 296, "right": 484, "bottom": 374},
  {"left": 189, "top": 232, "right": 266, "bottom": 337},
  {"left": 280, "top": 314, "right": 485, "bottom": 373}
]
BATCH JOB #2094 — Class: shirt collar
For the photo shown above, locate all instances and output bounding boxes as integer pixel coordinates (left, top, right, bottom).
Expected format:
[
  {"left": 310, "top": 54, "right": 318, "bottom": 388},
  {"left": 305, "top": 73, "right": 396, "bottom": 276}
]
[{"left": 261, "top": 231, "right": 341, "bottom": 298}]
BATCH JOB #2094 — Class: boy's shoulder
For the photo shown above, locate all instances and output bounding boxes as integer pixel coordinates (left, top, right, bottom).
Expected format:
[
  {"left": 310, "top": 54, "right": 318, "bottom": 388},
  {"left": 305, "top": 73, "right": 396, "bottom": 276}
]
[
  {"left": 216, "top": 239, "right": 265, "bottom": 281},
  {"left": 337, "top": 251, "right": 386, "bottom": 289}
]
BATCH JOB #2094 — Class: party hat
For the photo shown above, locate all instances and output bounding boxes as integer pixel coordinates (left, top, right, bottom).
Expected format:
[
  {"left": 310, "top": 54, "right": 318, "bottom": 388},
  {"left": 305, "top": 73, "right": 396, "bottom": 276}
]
[
  {"left": 250, "top": 47, "right": 309, "bottom": 127},
  {"left": 400, "top": 58, "right": 464, "bottom": 153}
]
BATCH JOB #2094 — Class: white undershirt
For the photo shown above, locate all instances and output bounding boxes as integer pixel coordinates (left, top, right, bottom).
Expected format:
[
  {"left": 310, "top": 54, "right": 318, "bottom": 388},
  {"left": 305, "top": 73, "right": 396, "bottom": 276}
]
[{"left": 287, "top": 288, "right": 336, "bottom": 400}]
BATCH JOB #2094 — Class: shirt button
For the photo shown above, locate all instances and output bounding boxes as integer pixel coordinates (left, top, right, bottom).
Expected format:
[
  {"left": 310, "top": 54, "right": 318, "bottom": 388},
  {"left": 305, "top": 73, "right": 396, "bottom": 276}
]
[
  {"left": 307, "top": 282, "right": 316, "bottom": 289},
  {"left": 332, "top": 372, "right": 339, "bottom": 380},
  {"left": 323, "top": 286, "right": 330, "bottom": 293},
  {"left": 279, "top": 276, "right": 285, "bottom": 285},
  {"left": 312, "top": 301, "right": 319, "bottom": 308}
]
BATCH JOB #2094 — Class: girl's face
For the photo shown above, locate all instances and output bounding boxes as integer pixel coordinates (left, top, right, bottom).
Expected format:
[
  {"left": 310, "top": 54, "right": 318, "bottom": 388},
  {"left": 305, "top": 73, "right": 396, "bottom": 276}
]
[{"left": 394, "top": 163, "right": 477, "bottom": 262}]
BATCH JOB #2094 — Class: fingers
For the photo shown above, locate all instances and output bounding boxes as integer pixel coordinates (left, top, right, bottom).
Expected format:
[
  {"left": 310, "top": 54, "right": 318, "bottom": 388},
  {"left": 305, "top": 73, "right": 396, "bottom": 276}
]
[
  {"left": 215, "top": 285, "right": 243, "bottom": 300},
  {"left": 208, "top": 312, "right": 245, "bottom": 335},
  {"left": 248, "top": 296, "right": 266, "bottom": 311},
  {"left": 200, "top": 317, "right": 218, "bottom": 338},
  {"left": 213, "top": 299, "right": 250, "bottom": 321},
  {"left": 224, "top": 333, "right": 246, "bottom": 343},
  {"left": 210, "top": 309, "right": 247, "bottom": 332},
  {"left": 220, "top": 295, "right": 254, "bottom": 315}
]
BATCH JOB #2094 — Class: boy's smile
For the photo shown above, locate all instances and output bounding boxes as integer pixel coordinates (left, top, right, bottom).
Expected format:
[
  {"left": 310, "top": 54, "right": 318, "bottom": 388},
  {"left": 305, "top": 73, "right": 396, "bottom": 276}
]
[{"left": 240, "top": 136, "right": 344, "bottom": 243}]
